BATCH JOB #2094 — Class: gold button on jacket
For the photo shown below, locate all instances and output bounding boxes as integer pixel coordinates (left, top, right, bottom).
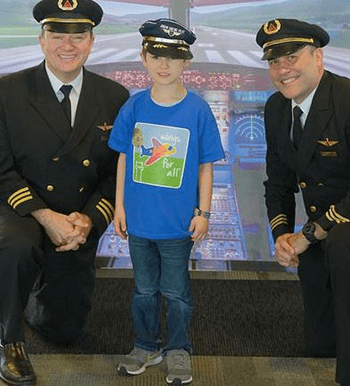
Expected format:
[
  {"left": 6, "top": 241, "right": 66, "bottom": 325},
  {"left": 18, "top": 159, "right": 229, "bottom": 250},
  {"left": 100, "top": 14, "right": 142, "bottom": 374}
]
[{"left": 83, "top": 159, "right": 91, "bottom": 167}]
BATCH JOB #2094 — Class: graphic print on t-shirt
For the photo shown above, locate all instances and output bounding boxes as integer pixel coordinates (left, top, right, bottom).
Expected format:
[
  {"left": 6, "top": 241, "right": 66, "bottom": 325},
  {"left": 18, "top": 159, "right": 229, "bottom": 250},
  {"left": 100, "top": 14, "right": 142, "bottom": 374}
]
[{"left": 132, "top": 122, "right": 190, "bottom": 188}]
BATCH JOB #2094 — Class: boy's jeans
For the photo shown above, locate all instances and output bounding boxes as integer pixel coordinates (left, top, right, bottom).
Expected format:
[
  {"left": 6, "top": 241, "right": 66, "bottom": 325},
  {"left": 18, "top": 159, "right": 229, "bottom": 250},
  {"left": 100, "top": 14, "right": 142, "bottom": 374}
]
[{"left": 128, "top": 234, "right": 194, "bottom": 353}]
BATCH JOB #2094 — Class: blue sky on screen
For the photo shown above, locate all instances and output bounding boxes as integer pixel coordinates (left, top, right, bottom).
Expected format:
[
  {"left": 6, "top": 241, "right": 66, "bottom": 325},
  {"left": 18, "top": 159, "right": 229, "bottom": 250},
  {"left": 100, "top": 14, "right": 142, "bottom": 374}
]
[
  {"left": 98, "top": 1, "right": 164, "bottom": 16},
  {"left": 98, "top": 0, "right": 290, "bottom": 16}
]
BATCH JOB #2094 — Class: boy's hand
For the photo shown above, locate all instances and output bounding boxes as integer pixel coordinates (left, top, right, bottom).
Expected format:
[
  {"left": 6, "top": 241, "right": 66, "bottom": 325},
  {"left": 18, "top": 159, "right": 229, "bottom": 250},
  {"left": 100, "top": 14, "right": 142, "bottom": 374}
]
[
  {"left": 114, "top": 207, "right": 128, "bottom": 240},
  {"left": 189, "top": 216, "right": 209, "bottom": 242}
]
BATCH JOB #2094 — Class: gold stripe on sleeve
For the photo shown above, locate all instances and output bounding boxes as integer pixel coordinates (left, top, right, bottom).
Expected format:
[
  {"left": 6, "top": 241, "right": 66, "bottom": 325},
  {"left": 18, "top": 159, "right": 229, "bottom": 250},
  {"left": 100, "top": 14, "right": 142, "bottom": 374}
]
[
  {"left": 12, "top": 196, "right": 33, "bottom": 209},
  {"left": 96, "top": 204, "right": 111, "bottom": 226},
  {"left": 8, "top": 188, "right": 33, "bottom": 209},
  {"left": 325, "top": 205, "right": 350, "bottom": 224},
  {"left": 8, "top": 187, "right": 30, "bottom": 205},
  {"left": 270, "top": 214, "right": 288, "bottom": 231},
  {"left": 100, "top": 199, "right": 115, "bottom": 218}
]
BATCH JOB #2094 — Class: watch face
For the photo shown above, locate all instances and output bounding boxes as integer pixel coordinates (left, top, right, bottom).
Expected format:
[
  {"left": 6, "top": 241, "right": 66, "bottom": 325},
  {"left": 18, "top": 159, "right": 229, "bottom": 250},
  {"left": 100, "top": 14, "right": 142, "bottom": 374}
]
[{"left": 194, "top": 208, "right": 210, "bottom": 219}]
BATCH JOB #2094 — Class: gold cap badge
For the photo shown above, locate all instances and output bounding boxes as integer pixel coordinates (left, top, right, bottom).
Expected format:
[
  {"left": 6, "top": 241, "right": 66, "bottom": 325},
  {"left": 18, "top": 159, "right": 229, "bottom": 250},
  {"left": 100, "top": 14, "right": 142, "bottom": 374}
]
[
  {"left": 263, "top": 20, "right": 281, "bottom": 35},
  {"left": 58, "top": 0, "right": 78, "bottom": 11}
]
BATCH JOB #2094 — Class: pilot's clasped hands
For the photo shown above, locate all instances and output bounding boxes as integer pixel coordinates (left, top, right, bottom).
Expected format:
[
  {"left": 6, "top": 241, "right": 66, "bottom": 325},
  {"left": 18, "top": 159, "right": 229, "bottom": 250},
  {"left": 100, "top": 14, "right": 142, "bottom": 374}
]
[{"left": 32, "top": 208, "right": 92, "bottom": 252}]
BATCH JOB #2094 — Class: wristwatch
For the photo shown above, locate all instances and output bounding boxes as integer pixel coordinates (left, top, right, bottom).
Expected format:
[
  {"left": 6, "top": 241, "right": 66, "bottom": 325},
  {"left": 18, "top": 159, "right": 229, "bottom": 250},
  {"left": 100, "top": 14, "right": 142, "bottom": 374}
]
[
  {"left": 194, "top": 208, "right": 211, "bottom": 219},
  {"left": 301, "top": 221, "right": 318, "bottom": 244}
]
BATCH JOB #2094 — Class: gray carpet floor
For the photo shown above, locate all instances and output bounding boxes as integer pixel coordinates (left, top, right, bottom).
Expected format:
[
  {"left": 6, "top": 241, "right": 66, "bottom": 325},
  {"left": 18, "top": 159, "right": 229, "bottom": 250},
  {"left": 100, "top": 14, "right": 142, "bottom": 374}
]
[
  {"left": 0, "top": 355, "right": 337, "bottom": 386},
  {"left": 25, "top": 272, "right": 306, "bottom": 357},
  {"left": 1, "top": 270, "right": 339, "bottom": 385}
]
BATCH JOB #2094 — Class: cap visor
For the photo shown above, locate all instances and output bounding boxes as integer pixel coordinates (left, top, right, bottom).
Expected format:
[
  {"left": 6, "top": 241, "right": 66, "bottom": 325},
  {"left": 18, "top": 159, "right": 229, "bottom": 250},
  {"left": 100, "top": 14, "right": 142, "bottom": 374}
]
[
  {"left": 145, "top": 44, "right": 192, "bottom": 60},
  {"left": 43, "top": 21, "right": 93, "bottom": 34},
  {"left": 262, "top": 42, "right": 307, "bottom": 60}
]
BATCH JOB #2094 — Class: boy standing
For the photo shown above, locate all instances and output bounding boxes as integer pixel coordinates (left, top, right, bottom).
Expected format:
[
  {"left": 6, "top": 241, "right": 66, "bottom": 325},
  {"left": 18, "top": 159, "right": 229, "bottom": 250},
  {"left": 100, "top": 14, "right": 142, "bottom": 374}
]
[{"left": 108, "top": 18, "right": 224, "bottom": 385}]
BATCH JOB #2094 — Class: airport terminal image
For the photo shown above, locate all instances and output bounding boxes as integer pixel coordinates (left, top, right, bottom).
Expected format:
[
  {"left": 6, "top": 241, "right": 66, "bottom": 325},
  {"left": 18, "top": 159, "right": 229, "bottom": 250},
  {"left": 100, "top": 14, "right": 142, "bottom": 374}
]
[{"left": 1, "top": 0, "right": 350, "bottom": 385}]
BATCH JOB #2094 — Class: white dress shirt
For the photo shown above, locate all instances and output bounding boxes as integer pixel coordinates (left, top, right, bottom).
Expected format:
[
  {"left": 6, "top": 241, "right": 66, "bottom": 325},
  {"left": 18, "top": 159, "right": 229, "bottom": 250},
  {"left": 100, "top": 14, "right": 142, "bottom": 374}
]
[{"left": 45, "top": 64, "right": 83, "bottom": 126}]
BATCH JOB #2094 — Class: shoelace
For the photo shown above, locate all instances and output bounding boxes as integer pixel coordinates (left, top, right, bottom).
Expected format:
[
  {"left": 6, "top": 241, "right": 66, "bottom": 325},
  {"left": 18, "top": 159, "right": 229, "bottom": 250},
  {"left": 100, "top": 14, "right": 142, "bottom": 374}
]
[{"left": 168, "top": 352, "right": 188, "bottom": 369}]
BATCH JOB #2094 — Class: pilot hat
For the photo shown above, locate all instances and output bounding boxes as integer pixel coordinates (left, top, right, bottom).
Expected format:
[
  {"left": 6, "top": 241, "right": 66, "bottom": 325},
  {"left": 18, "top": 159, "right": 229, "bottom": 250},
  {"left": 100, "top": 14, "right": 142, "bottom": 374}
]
[
  {"left": 256, "top": 18, "right": 330, "bottom": 60},
  {"left": 33, "top": 0, "right": 103, "bottom": 34},
  {"left": 139, "top": 18, "right": 196, "bottom": 60}
]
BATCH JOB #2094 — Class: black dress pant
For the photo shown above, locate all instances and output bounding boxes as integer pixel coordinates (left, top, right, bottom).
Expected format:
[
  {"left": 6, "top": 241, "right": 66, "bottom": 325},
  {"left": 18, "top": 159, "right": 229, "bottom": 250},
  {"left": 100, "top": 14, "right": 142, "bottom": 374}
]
[
  {"left": 298, "top": 223, "right": 350, "bottom": 385},
  {"left": 0, "top": 204, "right": 98, "bottom": 345}
]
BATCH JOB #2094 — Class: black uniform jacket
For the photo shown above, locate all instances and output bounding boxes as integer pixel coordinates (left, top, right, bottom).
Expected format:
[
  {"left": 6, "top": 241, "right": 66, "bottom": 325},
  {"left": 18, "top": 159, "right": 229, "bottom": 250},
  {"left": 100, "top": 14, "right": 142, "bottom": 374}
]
[
  {"left": 0, "top": 63, "right": 129, "bottom": 236},
  {"left": 264, "top": 71, "right": 350, "bottom": 241}
]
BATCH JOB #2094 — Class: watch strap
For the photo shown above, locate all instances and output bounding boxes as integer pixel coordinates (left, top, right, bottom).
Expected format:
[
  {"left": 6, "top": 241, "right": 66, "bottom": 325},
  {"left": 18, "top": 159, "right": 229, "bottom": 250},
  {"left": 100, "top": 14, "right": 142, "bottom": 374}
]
[
  {"left": 302, "top": 221, "right": 318, "bottom": 244},
  {"left": 194, "top": 207, "right": 210, "bottom": 219}
]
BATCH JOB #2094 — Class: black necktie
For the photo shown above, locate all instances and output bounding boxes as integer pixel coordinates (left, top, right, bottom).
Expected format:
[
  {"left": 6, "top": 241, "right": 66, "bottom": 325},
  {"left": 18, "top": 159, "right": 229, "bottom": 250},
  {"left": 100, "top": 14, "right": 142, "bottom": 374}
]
[
  {"left": 292, "top": 106, "right": 303, "bottom": 150},
  {"left": 60, "top": 85, "right": 73, "bottom": 125}
]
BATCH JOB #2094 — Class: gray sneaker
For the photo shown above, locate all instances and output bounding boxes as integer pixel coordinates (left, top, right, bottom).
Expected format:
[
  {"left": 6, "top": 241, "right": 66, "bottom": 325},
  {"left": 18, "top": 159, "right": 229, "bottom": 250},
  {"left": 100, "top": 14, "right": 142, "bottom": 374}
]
[
  {"left": 166, "top": 349, "right": 192, "bottom": 384},
  {"left": 117, "top": 347, "right": 163, "bottom": 376}
]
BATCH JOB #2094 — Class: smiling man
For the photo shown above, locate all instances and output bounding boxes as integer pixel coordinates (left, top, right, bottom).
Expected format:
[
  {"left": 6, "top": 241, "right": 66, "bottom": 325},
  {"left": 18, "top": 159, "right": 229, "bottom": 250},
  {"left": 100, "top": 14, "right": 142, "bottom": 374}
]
[
  {"left": 0, "top": 1, "right": 129, "bottom": 385},
  {"left": 256, "top": 19, "right": 350, "bottom": 386},
  {"left": 39, "top": 30, "right": 95, "bottom": 84}
]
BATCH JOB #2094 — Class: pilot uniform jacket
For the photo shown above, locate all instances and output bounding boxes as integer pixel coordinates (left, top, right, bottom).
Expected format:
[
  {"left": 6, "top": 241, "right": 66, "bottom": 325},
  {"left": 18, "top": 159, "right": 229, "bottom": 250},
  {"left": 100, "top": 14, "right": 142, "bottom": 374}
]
[
  {"left": 0, "top": 62, "right": 129, "bottom": 344},
  {"left": 264, "top": 70, "right": 350, "bottom": 241},
  {"left": 0, "top": 62, "right": 128, "bottom": 235},
  {"left": 264, "top": 70, "right": 350, "bottom": 384}
]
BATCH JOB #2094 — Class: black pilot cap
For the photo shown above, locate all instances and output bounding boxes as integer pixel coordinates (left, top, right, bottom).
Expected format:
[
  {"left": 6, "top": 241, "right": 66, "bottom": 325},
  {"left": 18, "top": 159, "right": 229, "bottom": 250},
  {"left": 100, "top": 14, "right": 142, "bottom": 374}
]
[
  {"left": 140, "top": 18, "right": 196, "bottom": 60},
  {"left": 256, "top": 18, "right": 330, "bottom": 60},
  {"left": 33, "top": 0, "right": 103, "bottom": 34}
]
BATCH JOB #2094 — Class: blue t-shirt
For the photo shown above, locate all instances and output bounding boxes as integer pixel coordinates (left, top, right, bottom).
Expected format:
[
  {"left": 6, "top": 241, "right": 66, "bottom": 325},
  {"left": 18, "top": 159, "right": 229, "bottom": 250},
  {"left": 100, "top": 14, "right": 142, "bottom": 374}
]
[{"left": 108, "top": 89, "right": 224, "bottom": 239}]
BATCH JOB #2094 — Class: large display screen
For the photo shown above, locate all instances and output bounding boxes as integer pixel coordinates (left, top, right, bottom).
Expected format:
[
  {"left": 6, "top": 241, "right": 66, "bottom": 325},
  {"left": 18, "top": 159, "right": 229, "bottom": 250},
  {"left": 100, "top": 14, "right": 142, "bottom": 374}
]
[{"left": 1, "top": 0, "right": 349, "bottom": 271}]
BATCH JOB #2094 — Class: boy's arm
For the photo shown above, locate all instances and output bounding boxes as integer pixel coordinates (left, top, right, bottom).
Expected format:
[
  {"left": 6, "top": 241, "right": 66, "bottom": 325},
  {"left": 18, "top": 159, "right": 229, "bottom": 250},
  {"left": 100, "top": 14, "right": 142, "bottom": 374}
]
[
  {"left": 114, "top": 153, "right": 128, "bottom": 239},
  {"left": 189, "top": 162, "right": 213, "bottom": 242}
]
